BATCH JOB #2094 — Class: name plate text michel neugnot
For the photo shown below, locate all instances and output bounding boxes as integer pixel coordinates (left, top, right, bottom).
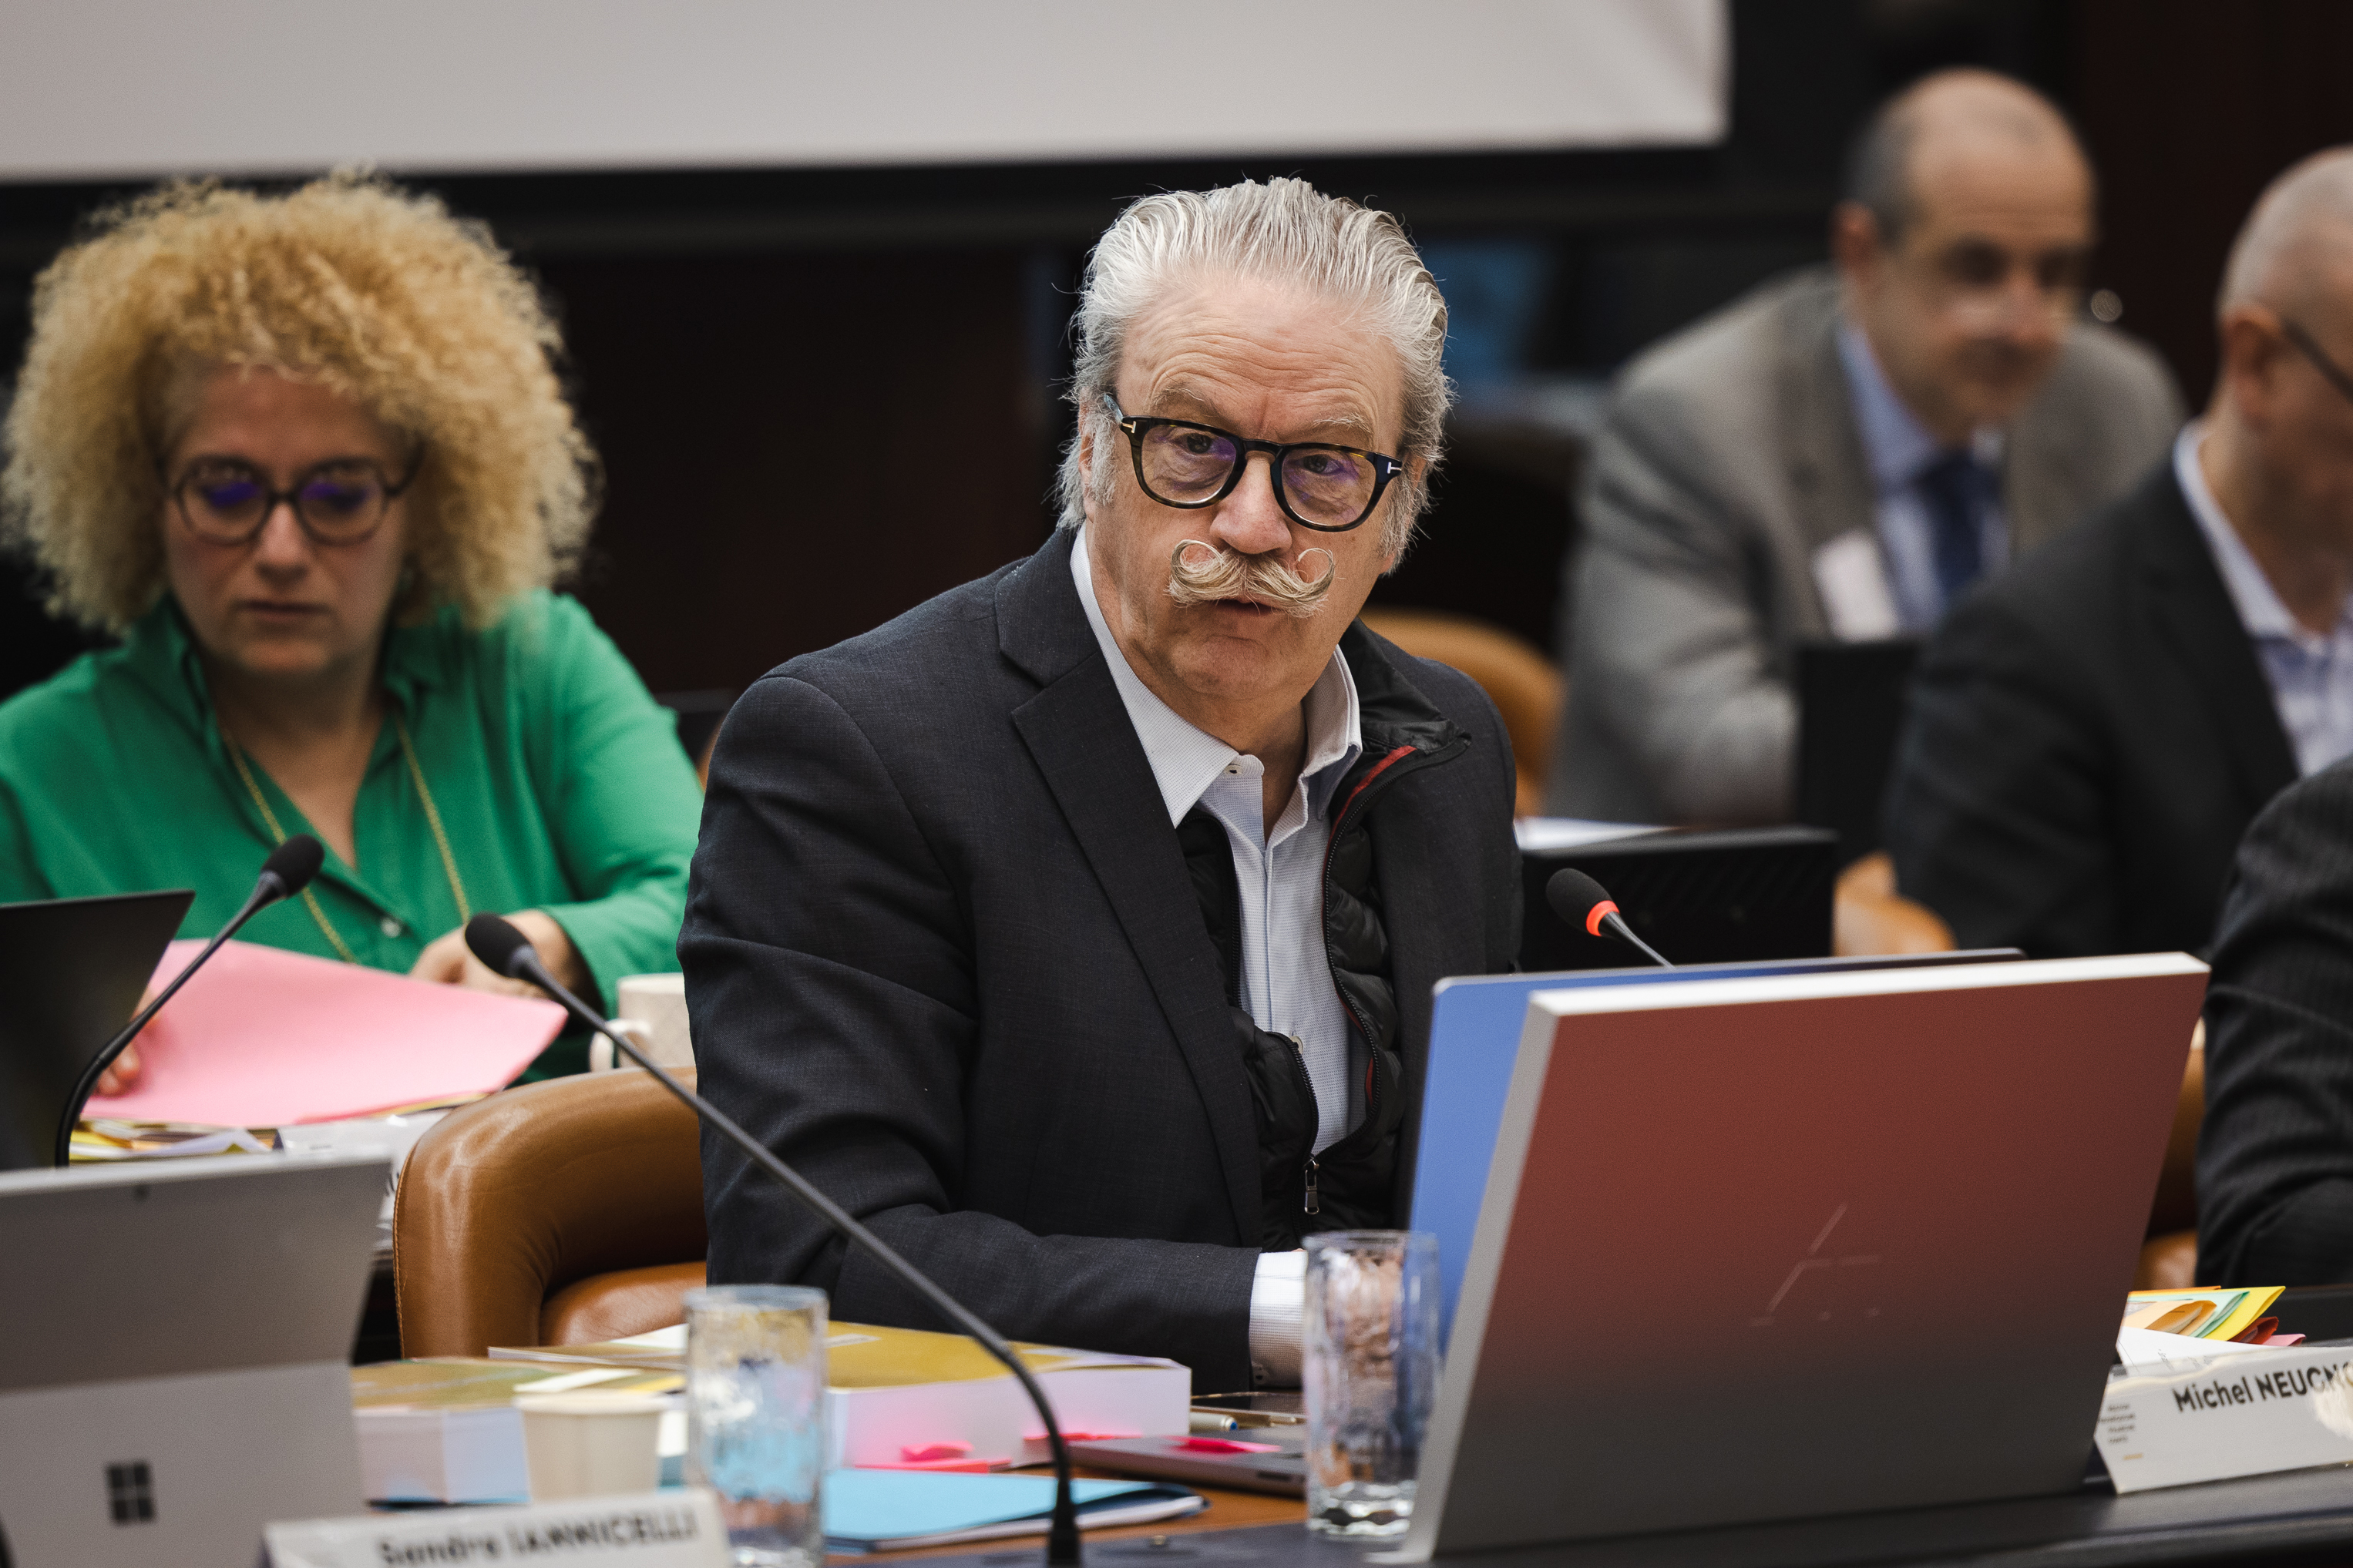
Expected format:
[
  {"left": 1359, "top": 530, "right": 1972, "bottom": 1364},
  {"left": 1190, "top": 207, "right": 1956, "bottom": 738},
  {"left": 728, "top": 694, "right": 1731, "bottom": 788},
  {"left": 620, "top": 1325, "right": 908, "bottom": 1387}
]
[{"left": 2100, "top": 1346, "right": 2353, "bottom": 1493}]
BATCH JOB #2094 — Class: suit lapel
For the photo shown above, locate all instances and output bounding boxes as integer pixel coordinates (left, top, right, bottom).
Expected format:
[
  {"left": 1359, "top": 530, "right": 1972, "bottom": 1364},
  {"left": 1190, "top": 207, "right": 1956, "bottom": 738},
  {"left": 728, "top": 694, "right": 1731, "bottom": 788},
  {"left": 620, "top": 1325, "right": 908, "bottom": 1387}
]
[
  {"left": 2002, "top": 392, "right": 2076, "bottom": 554},
  {"left": 998, "top": 532, "right": 1262, "bottom": 1245},
  {"left": 1774, "top": 280, "right": 1877, "bottom": 630},
  {"left": 2134, "top": 471, "right": 2301, "bottom": 811}
]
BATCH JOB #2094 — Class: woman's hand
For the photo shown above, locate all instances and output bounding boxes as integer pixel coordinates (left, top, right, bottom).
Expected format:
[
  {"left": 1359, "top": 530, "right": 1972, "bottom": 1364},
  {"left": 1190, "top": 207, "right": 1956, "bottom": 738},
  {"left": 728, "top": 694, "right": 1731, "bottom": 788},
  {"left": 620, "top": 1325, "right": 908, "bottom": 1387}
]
[
  {"left": 409, "top": 909, "right": 590, "bottom": 1000},
  {"left": 95, "top": 1040, "right": 144, "bottom": 1097},
  {"left": 92, "top": 985, "right": 161, "bottom": 1096}
]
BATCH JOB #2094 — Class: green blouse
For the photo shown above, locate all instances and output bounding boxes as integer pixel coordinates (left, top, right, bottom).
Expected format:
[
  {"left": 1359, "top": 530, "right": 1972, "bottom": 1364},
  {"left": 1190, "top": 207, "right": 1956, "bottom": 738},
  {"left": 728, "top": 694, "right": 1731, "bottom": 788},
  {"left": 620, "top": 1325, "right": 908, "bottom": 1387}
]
[{"left": 0, "top": 591, "right": 704, "bottom": 1073}]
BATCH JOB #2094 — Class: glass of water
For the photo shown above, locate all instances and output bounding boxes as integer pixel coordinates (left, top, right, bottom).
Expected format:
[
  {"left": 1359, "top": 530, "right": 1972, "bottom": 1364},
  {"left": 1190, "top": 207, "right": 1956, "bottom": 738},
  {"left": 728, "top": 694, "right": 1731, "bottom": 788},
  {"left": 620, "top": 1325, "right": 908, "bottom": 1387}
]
[
  {"left": 684, "top": 1284, "right": 828, "bottom": 1568},
  {"left": 1303, "top": 1231, "right": 1440, "bottom": 1537}
]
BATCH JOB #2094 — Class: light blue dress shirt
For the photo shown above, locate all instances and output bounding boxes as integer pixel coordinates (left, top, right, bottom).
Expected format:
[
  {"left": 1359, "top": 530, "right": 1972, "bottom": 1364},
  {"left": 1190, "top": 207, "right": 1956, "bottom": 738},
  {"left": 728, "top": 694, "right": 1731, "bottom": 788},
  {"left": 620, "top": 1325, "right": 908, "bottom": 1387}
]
[
  {"left": 2175, "top": 422, "right": 2353, "bottom": 777},
  {"left": 1836, "top": 322, "right": 2009, "bottom": 632},
  {"left": 1068, "top": 527, "right": 1364, "bottom": 1153}
]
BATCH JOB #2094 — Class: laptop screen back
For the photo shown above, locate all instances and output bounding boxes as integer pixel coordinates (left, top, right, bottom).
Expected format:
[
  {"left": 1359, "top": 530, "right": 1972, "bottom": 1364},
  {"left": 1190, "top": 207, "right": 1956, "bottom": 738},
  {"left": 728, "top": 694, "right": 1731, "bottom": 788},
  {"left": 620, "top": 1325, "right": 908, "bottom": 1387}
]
[{"left": 0, "top": 890, "right": 191, "bottom": 1170}]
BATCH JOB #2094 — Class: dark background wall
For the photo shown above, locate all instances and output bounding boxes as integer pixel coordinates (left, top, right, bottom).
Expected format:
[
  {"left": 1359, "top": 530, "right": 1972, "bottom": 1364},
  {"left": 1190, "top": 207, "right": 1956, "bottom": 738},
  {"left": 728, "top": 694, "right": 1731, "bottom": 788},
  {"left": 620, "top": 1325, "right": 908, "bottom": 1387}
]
[{"left": 2, "top": 0, "right": 2345, "bottom": 711}]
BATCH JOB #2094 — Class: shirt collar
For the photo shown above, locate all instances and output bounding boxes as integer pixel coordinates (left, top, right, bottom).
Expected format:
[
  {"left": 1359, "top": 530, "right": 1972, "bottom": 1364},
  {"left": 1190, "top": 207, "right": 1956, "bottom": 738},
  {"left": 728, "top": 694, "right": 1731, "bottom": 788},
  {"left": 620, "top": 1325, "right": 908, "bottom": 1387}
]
[
  {"left": 1069, "top": 525, "right": 1362, "bottom": 826},
  {"left": 2175, "top": 420, "right": 2350, "bottom": 652},
  {"left": 1836, "top": 319, "right": 2003, "bottom": 492}
]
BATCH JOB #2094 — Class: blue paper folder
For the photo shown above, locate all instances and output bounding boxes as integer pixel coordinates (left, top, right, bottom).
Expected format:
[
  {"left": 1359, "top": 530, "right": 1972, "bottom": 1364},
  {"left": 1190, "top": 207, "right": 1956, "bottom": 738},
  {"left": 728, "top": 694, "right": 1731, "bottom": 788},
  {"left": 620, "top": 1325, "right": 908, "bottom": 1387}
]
[{"left": 822, "top": 1469, "right": 1202, "bottom": 1552}]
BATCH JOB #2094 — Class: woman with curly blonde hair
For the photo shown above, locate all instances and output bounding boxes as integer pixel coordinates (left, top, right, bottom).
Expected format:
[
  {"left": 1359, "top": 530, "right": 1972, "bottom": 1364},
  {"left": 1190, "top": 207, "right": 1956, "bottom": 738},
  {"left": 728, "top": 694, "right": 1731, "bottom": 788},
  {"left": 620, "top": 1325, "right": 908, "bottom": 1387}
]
[{"left": 0, "top": 174, "right": 703, "bottom": 1083}]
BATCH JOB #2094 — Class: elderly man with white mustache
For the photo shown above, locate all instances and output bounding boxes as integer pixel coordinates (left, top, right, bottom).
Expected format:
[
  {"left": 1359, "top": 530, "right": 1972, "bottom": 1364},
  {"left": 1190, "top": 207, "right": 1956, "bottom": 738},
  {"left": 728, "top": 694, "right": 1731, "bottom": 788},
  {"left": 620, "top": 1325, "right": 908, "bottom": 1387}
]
[{"left": 681, "top": 178, "right": 1521, "bottom": 1388}]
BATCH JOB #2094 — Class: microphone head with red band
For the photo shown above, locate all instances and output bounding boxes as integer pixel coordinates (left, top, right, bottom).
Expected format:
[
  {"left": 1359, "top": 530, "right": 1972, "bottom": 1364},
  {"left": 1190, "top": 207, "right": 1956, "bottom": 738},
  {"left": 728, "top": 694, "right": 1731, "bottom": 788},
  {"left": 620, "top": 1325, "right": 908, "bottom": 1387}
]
[{"left": 1545, "top": 868, "right": 1619, "bottom": 935}]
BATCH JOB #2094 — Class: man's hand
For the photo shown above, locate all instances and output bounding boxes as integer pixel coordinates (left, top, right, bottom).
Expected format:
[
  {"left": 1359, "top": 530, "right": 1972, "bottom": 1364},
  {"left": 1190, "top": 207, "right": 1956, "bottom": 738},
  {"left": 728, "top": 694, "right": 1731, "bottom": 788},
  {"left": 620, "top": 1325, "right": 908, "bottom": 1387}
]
[{"left": 409, "top": 910, "right": 590, "bottom": 1000}]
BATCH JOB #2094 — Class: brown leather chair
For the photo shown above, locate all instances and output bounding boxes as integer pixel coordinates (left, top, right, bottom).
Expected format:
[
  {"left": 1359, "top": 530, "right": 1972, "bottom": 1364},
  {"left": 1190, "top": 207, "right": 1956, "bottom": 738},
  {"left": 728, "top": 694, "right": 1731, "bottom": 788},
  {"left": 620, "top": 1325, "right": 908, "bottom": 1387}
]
[
  {"left": 1359, "top": 608, "right": 1561, "bottom": 817},
  {"left": 394, "top": 1066, "right": 708, "bottom": 1358},
  {"left": 2136, "top": 1026, "right": 2205, "bottom": 1290}
]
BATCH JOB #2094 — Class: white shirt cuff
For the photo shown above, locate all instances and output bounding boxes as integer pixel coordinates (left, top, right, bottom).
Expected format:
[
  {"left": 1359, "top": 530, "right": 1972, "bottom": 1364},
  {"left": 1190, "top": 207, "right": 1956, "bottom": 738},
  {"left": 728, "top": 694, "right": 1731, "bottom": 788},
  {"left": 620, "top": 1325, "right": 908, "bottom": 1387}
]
[{"left": 1248, "top": 1248, "right": 1306, "bottom": 1388}]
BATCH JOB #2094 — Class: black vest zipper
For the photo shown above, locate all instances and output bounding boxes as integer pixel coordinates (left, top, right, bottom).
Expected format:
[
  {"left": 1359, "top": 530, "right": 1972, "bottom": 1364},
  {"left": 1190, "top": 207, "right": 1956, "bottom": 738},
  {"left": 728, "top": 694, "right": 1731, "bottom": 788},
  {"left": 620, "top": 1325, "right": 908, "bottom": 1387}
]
[{"left": 1287, "top": 1032, "right": 1319, "bottom": 1214}]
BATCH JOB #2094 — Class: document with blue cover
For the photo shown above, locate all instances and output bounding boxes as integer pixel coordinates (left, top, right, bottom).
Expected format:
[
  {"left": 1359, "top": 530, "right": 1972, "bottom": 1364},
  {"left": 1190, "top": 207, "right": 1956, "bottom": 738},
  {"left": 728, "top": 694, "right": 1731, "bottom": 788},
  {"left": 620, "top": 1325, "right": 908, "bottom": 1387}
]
[{"left": 822, "top": 1470, "right": 1205, "bottom": 1552}]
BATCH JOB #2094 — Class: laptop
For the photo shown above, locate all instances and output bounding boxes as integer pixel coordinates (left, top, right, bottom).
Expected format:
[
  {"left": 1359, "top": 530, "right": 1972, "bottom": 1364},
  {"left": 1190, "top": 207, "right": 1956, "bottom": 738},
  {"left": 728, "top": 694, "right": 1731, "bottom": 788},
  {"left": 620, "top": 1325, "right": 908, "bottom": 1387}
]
[
  {"left": 0, "top": 889, "right": 192, "bottom": 1170},
  {"left": 1071, "top": 953, "right": 2022, "bottom": 1499},
  {"left": 1403, "top": 953, "right": 2207, "bottom": 1559},
  {"left": 1410, "top": 951, "right": 2023, "bottom": 1341},
  {"left": 1795, "top": 637, "right": 1922, "bottom": 863},
  {"left": 0, "top": 1152, "right": 385, "bottom": 1566}
]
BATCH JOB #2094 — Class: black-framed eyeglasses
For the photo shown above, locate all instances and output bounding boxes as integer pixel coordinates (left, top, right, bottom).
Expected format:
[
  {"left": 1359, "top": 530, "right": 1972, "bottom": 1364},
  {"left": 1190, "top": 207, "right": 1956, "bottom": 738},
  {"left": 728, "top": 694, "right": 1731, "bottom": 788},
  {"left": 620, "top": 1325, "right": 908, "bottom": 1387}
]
[
  {"left": 2283, "top": 318, "right": 2353, "bottom": 409},
  {"left": 166, "top": 455, "right": 420, "bottom": 547},
  {"left": 1104, "top": 394, "right": 1405, "bottom": 532}
]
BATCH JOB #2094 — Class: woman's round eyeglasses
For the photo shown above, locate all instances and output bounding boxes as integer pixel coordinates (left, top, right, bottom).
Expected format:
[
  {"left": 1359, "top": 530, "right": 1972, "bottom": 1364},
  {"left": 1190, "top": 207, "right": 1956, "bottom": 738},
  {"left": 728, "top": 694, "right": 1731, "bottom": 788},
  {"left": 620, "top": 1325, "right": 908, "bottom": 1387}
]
[
  {"left": 1104, "top": 395, "right": 1403, "bottom": 532},
  {"left": 167, "top": 455, "right": 418, "bottom": 547}
]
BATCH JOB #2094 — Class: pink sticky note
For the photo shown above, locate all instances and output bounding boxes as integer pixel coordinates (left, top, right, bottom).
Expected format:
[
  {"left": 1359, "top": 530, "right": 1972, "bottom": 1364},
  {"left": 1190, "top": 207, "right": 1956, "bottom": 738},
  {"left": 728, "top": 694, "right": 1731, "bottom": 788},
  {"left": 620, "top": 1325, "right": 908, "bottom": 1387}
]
[
  {"left": 86, "top": 939, "right": 567, "bottom": 1126},
  {"left": 899, "top": 1442, "right": 973, "bottom": 1463}
]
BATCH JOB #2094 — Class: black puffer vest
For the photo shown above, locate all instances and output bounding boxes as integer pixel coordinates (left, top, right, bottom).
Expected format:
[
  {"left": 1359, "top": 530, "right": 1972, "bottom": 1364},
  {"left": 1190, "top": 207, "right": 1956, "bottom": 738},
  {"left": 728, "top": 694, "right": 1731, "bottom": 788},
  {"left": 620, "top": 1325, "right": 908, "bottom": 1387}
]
[{"left": 1177, "top": 624, "right": 1468, "bottom": 1251}]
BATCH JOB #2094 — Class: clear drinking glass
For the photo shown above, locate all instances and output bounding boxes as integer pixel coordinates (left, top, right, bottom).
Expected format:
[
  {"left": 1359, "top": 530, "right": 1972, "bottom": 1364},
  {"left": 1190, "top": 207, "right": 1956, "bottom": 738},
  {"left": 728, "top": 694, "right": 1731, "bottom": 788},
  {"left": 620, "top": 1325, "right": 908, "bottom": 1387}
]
[
  {"left": 1303, "top": 1230, "right": 1440, "bottom": 1537},
  {"left": 684, "top": 1284, "right": 829, "bottom": 1568}
]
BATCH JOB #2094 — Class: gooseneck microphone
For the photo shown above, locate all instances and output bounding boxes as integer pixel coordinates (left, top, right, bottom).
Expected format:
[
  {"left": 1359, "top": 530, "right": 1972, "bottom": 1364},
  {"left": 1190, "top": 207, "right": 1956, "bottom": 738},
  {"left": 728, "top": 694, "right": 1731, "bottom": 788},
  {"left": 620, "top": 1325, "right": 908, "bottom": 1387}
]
[
  {"left": 55, "top": 834, "right": 327, "bottom": 1166},
  {"left": 463, "top": 914, "right": 1084, "bottom": 1566},
  {"left": 1546, "top": 868, "right": 1674, "bottom": 969}
]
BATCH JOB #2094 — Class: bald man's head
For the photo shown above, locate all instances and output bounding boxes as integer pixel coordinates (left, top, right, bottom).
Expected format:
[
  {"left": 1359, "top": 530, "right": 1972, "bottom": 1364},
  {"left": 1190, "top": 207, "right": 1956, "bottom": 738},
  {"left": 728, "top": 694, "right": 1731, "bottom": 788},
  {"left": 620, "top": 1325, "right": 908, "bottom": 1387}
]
[
  {"left": 2199, "top": 146, "right": 2353, "bottom": 570},
  {"left": 1845, "top": 69, "right": 2091, "bottom": 247},
  {"left": 2219, "top": 148, "right": 2353, "bottom": 325},
  {"left": 1832, "top": 70, "right": 2097, "bottom": 443}
]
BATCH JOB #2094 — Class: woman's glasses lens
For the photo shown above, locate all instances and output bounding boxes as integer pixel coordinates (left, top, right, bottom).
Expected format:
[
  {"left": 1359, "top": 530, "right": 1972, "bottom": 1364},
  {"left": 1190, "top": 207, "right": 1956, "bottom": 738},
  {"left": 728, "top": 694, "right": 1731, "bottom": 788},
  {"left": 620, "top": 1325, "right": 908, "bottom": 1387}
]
[{"left": 177, "top": 462, "right": 391, "bottom": 541}]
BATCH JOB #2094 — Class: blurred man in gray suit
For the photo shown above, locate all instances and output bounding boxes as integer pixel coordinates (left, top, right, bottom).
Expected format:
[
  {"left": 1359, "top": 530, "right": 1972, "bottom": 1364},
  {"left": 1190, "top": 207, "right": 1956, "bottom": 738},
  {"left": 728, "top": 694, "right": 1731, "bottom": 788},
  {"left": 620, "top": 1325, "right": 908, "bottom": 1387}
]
[{"left": 1551, "top": 69, "right": 2181, "bottom": 824}]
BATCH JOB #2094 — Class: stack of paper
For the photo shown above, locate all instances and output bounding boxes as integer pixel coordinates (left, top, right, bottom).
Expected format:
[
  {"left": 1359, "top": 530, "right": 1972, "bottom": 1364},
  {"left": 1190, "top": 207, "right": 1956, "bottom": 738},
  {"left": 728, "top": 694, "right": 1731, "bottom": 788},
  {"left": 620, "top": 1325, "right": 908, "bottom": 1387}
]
[
  {"left": 2123, "top": 1287, "right": 2291, "bottom": 1346},
  {"left": 489, "top": 1319, "right": 1192, "bottom": 1469},
  {"left": 351, "top": 1359, "right": 684, "bottom": 1503}
]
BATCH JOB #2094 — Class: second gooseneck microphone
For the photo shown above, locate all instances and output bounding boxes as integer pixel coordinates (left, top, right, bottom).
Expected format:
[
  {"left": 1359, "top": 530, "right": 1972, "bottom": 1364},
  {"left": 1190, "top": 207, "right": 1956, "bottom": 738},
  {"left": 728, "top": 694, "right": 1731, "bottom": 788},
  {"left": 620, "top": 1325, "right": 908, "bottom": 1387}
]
[
  {"left": 1545, "top": 868, "right": 1674, "bottom": 969},
  {"left": 462, "top": 914, "right": 1085, "bottom": 1566},
  {"left": 55, "top": 834, "right": 327, "bottom": 1166}
]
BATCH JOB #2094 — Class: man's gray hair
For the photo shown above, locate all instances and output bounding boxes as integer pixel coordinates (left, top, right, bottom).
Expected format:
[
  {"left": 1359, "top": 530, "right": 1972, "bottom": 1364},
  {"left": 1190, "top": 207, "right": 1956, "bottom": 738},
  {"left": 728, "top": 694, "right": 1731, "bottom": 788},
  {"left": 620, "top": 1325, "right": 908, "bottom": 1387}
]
[{"left": 1056, "top": 176, "right": 1450, "bottom": 557}]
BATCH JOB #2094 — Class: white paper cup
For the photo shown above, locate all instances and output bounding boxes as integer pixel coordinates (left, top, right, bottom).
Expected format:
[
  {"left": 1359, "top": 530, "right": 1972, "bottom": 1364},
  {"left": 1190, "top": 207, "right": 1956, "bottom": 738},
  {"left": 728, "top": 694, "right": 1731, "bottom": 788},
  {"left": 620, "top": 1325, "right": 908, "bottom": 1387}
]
[{"left": 517, "top": 1392, "right": 668, "bottom": 1501}]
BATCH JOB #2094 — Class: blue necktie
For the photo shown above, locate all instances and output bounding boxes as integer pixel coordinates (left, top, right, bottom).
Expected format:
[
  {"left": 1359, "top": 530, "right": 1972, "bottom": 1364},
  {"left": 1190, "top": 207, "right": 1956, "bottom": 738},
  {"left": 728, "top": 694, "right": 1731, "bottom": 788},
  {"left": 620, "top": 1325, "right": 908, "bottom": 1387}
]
[{"left": 1916, "top": 449, "right": 1992, "bottom": 609}]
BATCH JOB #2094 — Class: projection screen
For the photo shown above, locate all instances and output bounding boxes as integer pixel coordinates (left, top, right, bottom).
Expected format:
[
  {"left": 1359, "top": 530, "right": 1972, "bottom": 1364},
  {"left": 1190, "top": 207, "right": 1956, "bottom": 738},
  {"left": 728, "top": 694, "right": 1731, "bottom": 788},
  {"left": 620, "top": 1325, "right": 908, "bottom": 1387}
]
[{"left": 0, "top": 0, "right": 1726, "bottom": 180}]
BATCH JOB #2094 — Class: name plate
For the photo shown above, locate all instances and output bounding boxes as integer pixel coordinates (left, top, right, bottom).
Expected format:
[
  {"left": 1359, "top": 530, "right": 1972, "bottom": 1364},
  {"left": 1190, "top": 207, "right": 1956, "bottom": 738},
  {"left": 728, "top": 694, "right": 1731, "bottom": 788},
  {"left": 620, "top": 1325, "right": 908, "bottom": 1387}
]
[
  {"left": 2099, "top": 1345, "right": 2353, "bottom": 1493},
  {"left": 264, "top": 1489, "right": 726, "bottom": 1567}
]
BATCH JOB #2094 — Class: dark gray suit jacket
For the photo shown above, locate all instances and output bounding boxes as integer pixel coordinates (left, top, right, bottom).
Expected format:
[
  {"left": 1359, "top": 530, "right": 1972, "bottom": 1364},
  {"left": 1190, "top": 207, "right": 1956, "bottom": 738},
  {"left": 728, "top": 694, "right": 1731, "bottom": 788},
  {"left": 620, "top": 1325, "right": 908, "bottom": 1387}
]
[
  {"left": 1552, "top": 265, "right": 2182, "bottom": 824},
  {"left": 681, "top": 529, "right": 1521, "bottom": 1388},
  {"left": 1886, "top": 463, "right": 2298, "bottom": 959},
  {"left": 2197, "top": 759, "right": 2353, "bottom": 1287}
]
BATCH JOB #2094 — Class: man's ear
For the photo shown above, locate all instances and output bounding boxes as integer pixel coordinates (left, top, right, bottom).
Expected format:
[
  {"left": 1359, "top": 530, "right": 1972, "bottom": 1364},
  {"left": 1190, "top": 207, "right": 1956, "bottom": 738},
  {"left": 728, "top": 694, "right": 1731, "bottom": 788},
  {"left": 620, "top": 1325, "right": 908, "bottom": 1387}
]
[
  {"left": 1076, "top": 415, "right": 1104, "bottom": 524},
  {"left": 1830, "top": 201, "right": 1886, "bottom": 288},
  {"left": 2219, "top": 306, "right": 2288, "bottom": 426}
]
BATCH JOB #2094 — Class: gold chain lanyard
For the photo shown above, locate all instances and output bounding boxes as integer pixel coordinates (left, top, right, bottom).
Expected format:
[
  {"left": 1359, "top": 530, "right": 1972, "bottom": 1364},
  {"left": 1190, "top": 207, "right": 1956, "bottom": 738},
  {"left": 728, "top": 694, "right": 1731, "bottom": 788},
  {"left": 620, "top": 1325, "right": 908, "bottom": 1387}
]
[{"left": 221, "top": 707, "right": 470, "bottom": 963}]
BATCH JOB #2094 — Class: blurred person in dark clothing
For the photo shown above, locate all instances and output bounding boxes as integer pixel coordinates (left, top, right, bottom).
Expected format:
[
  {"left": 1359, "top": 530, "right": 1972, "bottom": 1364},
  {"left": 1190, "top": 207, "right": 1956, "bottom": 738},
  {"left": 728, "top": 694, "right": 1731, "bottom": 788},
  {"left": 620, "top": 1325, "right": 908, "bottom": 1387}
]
[
  {"left": 2196, "top": 756, "right": 2353, "bottom": 1285},
  {"left": 1890, "top": 149, "right": 2353, "bottom": 958}
]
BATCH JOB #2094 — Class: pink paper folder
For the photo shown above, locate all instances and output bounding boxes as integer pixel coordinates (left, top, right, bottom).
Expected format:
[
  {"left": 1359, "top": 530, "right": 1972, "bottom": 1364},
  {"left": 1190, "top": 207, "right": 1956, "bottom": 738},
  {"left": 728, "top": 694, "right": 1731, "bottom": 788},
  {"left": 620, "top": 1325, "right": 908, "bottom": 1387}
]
[{"left": 86, "top": 938, "right": 567, "bottom": 1126}]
